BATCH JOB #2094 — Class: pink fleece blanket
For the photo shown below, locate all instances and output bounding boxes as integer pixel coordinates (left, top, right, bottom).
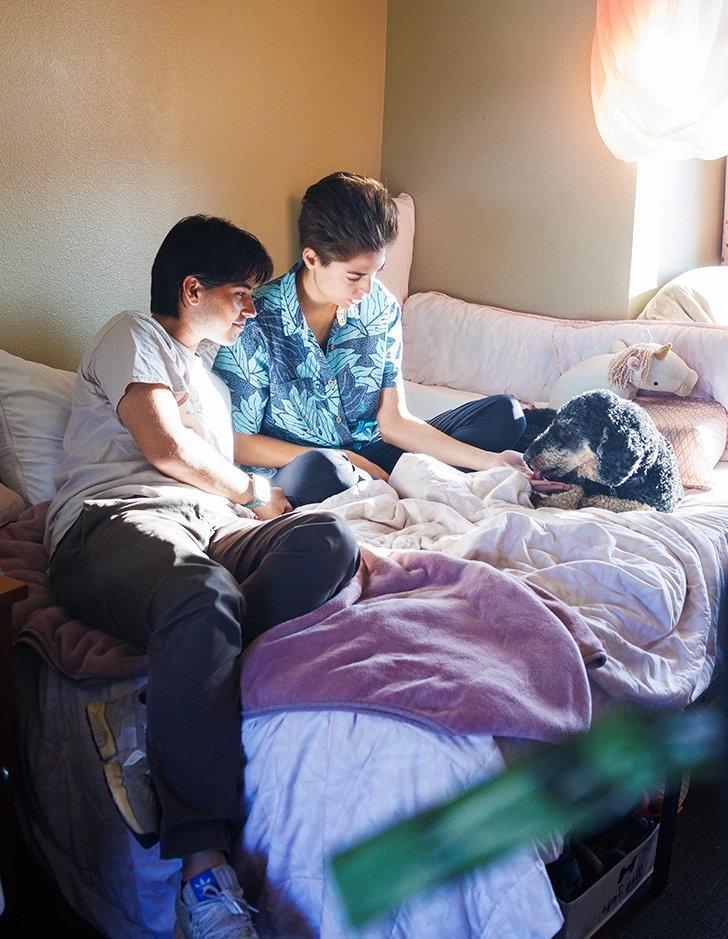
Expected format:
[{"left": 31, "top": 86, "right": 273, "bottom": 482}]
[{"left": 1, "top": 503, "right": 605, "bottom": 742}]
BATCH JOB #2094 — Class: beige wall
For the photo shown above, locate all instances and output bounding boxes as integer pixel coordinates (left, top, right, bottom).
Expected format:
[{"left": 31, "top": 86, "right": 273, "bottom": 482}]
[
  {"left": 0, "top": 0, "right": 387, "bottom": 369},
  {"left": 382, "top": 0, "right": 724, "bottom": 320}
]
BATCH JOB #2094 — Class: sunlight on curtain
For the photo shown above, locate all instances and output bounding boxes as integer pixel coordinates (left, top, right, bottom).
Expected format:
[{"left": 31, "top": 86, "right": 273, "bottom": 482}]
[{"left": 592, "top": 0, "right": 728, "bottom": 161}]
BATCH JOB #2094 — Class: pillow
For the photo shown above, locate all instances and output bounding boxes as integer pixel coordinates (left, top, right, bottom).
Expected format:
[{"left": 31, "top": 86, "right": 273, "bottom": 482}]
[
  {"left": 0, "top": 350, "right": 75, "bottom": 504},
  {"left": 377, "top": 192, "right": 415, "bottom": 308},
  {"left": 635, "top": 394, "right": 728, "bottom": 490},
  {"left": 638, "top": 266, "right": 728, "bottom": 325},
  {"left": 403, "top": 379, "right": 481, "bottom": 421}
]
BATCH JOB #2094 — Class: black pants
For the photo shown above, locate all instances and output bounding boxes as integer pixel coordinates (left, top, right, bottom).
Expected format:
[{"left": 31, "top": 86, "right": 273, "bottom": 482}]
[
  {"left": 273, "top": 393, "right": 527, "bottom": 506},
  {"left": 49, "top": 497, "right": 359, "bottom": 859}
]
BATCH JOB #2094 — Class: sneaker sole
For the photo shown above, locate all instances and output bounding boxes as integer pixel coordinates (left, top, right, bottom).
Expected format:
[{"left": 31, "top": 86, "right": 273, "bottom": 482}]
[
  {"left": 86, "top": 699, "right": 118, "bottom": 762},
  {"left": 87, "top": 699, "right": 158, "bottom": 845}
]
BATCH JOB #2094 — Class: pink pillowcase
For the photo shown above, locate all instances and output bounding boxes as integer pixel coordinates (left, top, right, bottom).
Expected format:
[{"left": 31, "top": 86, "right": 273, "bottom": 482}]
[
  {"left": 377, "top": 193, "right": 415, "bottom": 308},
  {"left": 636, "top": 395, "right": 728, "bottom": 490}
]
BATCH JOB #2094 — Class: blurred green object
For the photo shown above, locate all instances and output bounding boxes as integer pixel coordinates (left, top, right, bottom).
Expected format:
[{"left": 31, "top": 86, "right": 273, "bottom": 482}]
[{"left": 331, "top": 707, "right": 724, "bottom": 929}]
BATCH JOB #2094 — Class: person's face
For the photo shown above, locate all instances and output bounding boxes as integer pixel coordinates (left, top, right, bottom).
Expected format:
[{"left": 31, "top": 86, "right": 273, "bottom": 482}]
[
  {"left": 184, "top": 279, "right": 257, "bottom": 345},
  {"left": 304, "top": 249, "right": 386, "bottom": 309}
]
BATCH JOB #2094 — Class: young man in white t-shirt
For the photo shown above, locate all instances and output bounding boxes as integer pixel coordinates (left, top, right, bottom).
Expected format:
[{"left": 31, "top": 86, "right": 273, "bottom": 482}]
[{"left": 46, "top": 215, "right": 360, "bottom": 939}]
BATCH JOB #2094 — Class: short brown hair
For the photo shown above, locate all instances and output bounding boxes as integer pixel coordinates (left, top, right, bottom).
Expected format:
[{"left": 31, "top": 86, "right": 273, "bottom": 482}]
[{"left": 298, "top": 172, "right": 399, "bottom": 264}]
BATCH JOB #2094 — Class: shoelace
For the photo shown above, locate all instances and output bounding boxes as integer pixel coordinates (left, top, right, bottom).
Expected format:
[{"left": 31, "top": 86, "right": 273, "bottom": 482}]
[{"left": 198, "top": 884, "right": 259, "bottom": 916}]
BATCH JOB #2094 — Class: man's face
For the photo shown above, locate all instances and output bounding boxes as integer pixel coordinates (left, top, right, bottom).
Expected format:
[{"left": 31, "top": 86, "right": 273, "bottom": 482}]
[
  {"left": 308, "top": 250, "right": 386, "bottom": 309},
  {"left": 194, "top": 282, "right": 257, "bottom": 345}
]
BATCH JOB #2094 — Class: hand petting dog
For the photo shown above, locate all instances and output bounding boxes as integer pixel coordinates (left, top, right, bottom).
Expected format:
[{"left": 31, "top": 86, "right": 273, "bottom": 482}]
[{"left": 487, "top": 449, "right": 571, "bottom": 494}]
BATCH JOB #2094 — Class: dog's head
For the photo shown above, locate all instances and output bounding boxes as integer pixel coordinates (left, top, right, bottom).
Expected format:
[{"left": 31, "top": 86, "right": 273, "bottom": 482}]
[{"left": 524, "top": 390, "right": 659, "bottom": 487}]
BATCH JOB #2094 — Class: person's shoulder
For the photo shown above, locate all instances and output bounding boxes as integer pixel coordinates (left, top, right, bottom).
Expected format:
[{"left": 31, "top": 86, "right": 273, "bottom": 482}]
[
  {"left": 357, "top": 281, "right": 399, "bottom": 328},
  {"left": 372, "top": 279, "right": 400, "bottom": 316},
  {"left": 83, "top": 311, "right": 177, "bottom": 370},
  {"left": 254, "top": 264, "right": 298, "bottom": 314},
  {"left": 95, "top": 311, "right": 168, "bottom": 343}
]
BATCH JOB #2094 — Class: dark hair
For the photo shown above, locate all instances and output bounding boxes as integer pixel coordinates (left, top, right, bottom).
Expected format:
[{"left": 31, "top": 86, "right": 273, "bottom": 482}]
[
  {"left": 297, "top": 172, "right": 399, "bottom": 264},
  {"left": 151, "top": 215, "right": 273, "bottom": 318}
]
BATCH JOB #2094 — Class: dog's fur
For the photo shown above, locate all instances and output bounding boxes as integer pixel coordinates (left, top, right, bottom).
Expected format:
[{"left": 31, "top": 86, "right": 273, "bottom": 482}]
[{"left": 523, "top": 390, "right": 683, "bottom": 513}]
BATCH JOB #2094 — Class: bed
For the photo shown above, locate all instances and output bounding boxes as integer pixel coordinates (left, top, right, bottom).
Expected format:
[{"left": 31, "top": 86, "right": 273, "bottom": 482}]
[{"left": 3, "top": 275, "right": 728, "bottom": 938}]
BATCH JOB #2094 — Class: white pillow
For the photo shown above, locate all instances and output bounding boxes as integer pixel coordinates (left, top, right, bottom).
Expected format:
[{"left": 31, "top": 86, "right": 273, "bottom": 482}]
[
  {"left": 377, "top": 193, "right": 415, "bottom": 308},
  {"left": 0, "top": 350, "right": 75, "bottom": 504},
  {"left": 638, "top": 266, "right": 728, "bottom": 325},
  {"left": 403, "top": 379, "right": 481, "bottom": 421}
]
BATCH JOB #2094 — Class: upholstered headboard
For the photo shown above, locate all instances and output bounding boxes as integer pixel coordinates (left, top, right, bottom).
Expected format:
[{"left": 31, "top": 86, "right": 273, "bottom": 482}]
[{"left": 401, "top": 291, "right": 728, "bottom": 411}]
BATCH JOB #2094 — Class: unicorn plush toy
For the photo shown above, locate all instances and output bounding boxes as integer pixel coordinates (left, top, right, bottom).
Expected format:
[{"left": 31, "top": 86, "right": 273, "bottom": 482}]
[{"left": 547, "top": 340, "right": 698, "bottom": 410}]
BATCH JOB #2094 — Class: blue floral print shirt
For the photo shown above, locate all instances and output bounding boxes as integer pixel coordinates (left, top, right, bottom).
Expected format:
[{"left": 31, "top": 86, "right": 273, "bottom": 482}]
[{"left": 212, "top": 261, "right": 402, "bottom": 469}]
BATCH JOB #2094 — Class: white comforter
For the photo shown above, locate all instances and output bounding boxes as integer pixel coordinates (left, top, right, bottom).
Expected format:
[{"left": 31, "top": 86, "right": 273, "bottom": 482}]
[{"left": 320, "top": 453, "right": 728, "bottom": 707}]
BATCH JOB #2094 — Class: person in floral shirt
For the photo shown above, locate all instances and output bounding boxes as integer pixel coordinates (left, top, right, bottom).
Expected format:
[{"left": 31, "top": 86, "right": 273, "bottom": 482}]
[{"left": 214, "top": 172, "right": 565, "bottom": 505}]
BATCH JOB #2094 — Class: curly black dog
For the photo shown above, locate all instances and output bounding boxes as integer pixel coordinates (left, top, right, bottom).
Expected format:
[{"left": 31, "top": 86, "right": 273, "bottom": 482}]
[{"left": 523, "top": 390, "right": 683, "bottom": 512}]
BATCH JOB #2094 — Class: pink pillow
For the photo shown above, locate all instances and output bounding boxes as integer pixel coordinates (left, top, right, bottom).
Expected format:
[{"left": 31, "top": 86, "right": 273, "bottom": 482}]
[
  {"left": 377, "top": 193, "right": 415, "bottom": 308},
  {"left": 636, "top": 395, "right": 728, "bottom": 490}
]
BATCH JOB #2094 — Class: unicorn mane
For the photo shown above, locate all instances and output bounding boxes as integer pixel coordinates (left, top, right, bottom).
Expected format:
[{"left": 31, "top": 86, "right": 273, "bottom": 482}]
[{"left": 607, "top": 343, "right": 656, "bottom": 389}]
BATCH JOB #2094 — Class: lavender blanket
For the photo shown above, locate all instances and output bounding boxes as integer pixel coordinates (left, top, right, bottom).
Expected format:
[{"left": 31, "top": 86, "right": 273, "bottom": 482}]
[{"left": 2, "top": 503, "right": 605, "bottom": 742}]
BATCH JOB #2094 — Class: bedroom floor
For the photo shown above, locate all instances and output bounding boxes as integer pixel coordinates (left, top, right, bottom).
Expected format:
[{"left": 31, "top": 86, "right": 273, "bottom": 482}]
[
  {"left": 5, "top": 773, "right": 727, "bottom": 937},
  {"left": 598, "top": 776, "right": 727, "bottom": 938}
]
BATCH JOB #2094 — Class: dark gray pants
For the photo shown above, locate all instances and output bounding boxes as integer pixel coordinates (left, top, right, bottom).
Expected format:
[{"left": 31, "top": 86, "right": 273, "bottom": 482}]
[{"left": 49, "top": 497, "right": 359, "bottom": 859}]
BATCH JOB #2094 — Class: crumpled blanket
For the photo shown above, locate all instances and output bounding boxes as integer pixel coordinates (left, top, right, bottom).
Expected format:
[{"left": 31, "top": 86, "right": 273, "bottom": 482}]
[
  {"left": 328, "top": 454, "right": 728, "bottom": 707},
  {"left": 1, "top": 501, "right": 604, "bottom": 743}
]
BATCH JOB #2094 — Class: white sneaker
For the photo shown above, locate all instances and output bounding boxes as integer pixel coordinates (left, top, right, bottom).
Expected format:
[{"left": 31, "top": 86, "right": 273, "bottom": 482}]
[{"left": 174, "top": 865, "right": 259, "bottom": 939}]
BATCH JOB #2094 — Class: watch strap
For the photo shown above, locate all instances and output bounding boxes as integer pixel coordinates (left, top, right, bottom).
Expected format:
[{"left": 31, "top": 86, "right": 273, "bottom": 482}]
[{"left": 241, "top": 473, "right": 270, "bottom": 509}]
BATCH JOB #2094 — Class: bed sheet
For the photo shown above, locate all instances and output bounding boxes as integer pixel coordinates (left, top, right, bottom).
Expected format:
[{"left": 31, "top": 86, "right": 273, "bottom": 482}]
[{"left": 13, "top": 644, "right": 563, "bottom": 939}]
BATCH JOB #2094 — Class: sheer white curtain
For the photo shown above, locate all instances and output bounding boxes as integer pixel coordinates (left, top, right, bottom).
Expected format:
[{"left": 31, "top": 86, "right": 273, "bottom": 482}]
[{"left": 592, "top": 0, "right": 728, "bottom": 161}]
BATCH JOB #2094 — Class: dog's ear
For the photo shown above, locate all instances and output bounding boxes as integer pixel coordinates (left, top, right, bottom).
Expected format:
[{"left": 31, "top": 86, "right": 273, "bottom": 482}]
[{"left": 596, "top": 425, "right": 644, "bottom": 487}]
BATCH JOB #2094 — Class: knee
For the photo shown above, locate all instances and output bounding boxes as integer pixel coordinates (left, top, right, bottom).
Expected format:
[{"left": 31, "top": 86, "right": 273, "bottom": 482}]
[
  {"left": 487, "top": 394, "right": 524, "bottom": 421},
  {"left": 295, "top": 448, "right": 345, "bottom": 470},
  {"left": 290, "top": 511, "right": 360, "bottom": 582},
  {"left": 300, "top": 449, "right": 360, "bottom": 485},
  {"left": 490, "top": 394, "right": 526, "bottom": 438}
]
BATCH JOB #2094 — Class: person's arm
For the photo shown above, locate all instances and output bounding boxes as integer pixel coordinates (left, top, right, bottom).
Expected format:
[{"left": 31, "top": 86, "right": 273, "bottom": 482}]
[
  {"left": 375, "top": 385, "right": 521, "bottom": 471},
  {"left": 375, "top": 385, "right": 567, "bottom": 492},
  {"left": 234, "top": 432, "right": 389, "bottom": 481},
  {"left": 117, "top": 383, "right": 291, "bottom": 516}
]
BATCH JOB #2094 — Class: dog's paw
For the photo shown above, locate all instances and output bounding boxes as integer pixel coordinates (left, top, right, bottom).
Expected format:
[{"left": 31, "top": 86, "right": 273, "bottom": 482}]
[
  {"left": 581, "top": 495, "right": 652, "bottom": 513},
  {"left": 531, "top": 484, "right": 585, "bottom": 510}
]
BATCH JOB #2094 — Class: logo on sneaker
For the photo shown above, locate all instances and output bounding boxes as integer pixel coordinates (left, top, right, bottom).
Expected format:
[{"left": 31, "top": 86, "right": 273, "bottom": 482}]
[{"left": 190, "top": 870, "right": 220, "bottom": 903}]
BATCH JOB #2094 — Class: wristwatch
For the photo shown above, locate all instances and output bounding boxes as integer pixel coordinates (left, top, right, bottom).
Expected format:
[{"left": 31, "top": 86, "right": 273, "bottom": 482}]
[{"left": 241, "top": 473, "right": 271, "bottom": 509}]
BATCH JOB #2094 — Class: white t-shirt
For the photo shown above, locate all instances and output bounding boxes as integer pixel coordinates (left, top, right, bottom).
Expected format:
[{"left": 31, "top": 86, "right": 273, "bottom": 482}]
[{"left": 45, "top": 311, "right": 243, "bottom": 556}]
